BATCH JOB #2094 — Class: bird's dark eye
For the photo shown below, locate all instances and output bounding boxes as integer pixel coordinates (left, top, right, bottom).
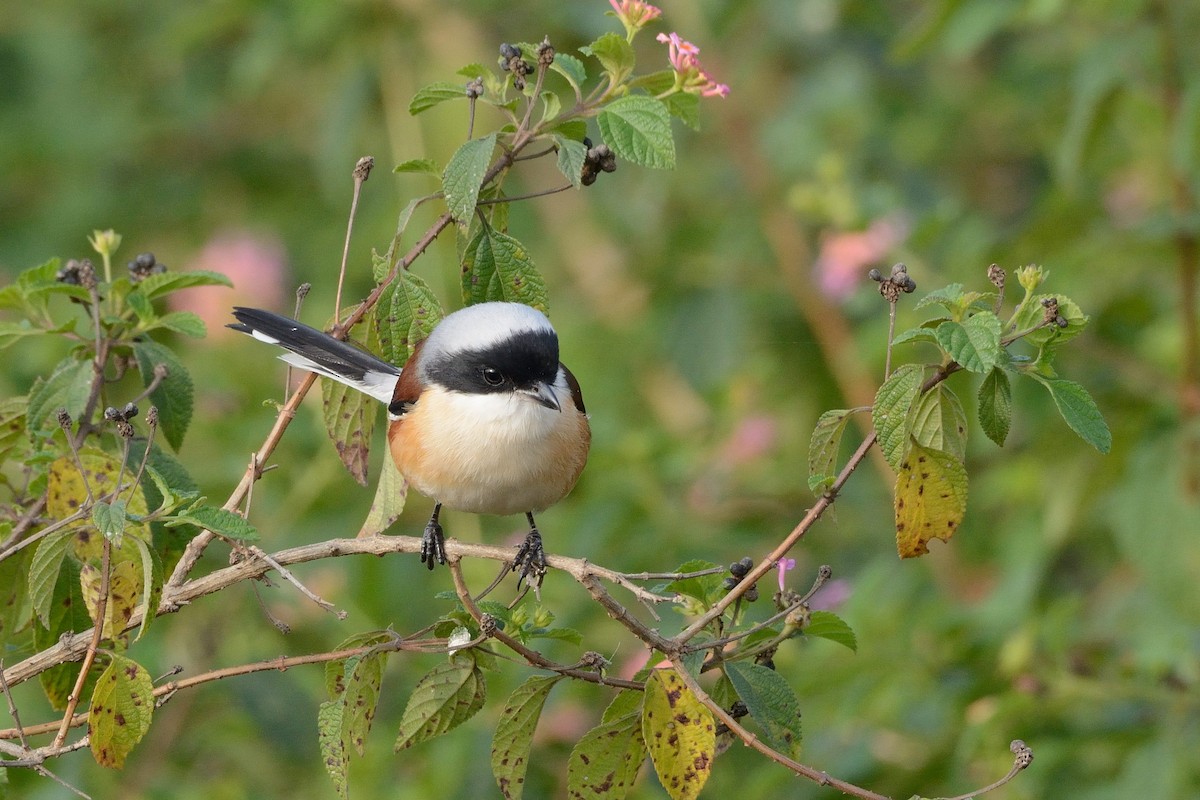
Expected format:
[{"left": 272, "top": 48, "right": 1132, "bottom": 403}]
[{"left": 481, "top": 367, "right": 504, "bottom": 386}]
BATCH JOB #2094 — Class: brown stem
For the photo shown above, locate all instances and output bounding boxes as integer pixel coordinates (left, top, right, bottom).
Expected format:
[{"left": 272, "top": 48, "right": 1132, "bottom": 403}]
[{"left": 52, "top": 537, "right": 111, "bottom": 748}]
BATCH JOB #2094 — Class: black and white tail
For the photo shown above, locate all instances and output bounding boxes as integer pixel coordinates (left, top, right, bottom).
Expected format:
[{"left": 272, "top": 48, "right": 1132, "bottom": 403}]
[{"left": 228, "top": 307, "right": 400, "bottom": 404}]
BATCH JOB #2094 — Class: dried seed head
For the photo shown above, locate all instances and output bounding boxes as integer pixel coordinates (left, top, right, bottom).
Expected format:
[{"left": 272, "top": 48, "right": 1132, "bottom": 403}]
[
  {"left": 537, "top": 36, "right": 555, "bottom": 66},
  {"left": 353, "top": 156, "right": 374, "bottom": 182},
  {"left": 987, "top": 263, "right": 1005, "bottom": 289},
  {"left": 56, "top": 408, "right": 73, "bottom": 431}
]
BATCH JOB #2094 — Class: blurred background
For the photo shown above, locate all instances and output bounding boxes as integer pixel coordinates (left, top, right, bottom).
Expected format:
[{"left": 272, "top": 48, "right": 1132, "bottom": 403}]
[{"left": 2, "top": 1, "right": 1198, "bottom": 798}]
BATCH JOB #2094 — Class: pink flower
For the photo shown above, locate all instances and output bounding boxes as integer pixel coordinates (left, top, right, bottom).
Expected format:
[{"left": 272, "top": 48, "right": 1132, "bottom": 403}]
[
  {"left": 656, "top": 32, "right": 730, "bottom": 98},
  {"left": 609, "top": 0, "right": 662, "bottom": 37},
  {"left": 777, "top": 558, "right": 796, "bottom": 592}
]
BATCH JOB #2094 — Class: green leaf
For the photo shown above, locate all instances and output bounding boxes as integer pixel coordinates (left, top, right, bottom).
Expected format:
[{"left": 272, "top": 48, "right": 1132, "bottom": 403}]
[
  {"left": 318, "top": 700, "right": 350, "bottom": 800},
  {"left": 375, "top": 270, "right": 444, "bottom": 366},
  {"left": 554, "top": 135, "right": 588, "bottom": 189},
  {"left": 1030, "top": 375, "right": 1111, "bottom": 453},
  {"left": 0, "top": 320, "right": 51, "bottom": 351},
  {"left": 0, "top": 547, "right": 31, "bottom": 649},
  {"left": 358, "top": 453, "right": 408, "bottom": 537},
  {"left": 540, "top": 90, "right": 561, "bottom": 122},
  {"left": 663, "top": 91, "right": 701, "bottom": 131},
  {"left": 1008, "top": 293, "right": 1089, "bottom": 350},
  {"left": 442, "top": 132, "right": 498, "bottom": 223},
  {"left": 724, "top": 661, "right": 803, "bottom": 759},
  {"left": 935, "top": 311, "right": 1002, "bottom": 373},
  {"left": 393, "top": 158, "right": 441, "bottom": 176},
  {"left": 895, "top": 438, "right": 968, "bottom": 558},
  {"left": 566, "top": 711, "right": 646, "bottom": 800},
  {"left": 491, "top": 675, "right": 563, "bottom": 799},
  {"left": 133, "top": 270, "right": 232, "bottom": 301},
  {"left": 642, "top": 668, "right": 714, "bottom": 800},
  {"left": 29, "top": 529, "right": 75, "bottom": 627},
  {"left": 88, "top": 654, "right": 154, "bottom": 768},
  {"left": 168, "top": 504, "right": 259, "bottom": 542},
  {"left": 394, "top": 655, "right": 486, "bottom": 750},
  {"left": 321, "top": 322, "right": 378, "bottom": 486},
  {"left": 872, "top": 363, "right": 923, "bottom": 471},
  {"left": 547, "top": 119, "right": 588, "bottom": 142},
  {"left": 92, "top": 500, "right": 127, "bottom": 541},
  {"left": 908, "top": 385, "right": 968, "bottom": 463},
  {"left": 461, "top": 228, "right": 549, "bottom": 312},
  {"left": 602, "top": 689, "right": 644, "bottom": 724},
  {"left": 807, "top": 408, "right": 866, "bottom": 494},
  {"left": 550, "top": 52, "right": 587, "bottom": 90},
  {"left": 124, "top": 289, "right": 155, "bottom": 324},
  {"left": 914, "top": 283, "right": 967, "bottom": 315},
  {"left": 890, "top": 326, "right": 940, "bottom": 347},
  {"left": 26, "top": 356, "right": 92, "bottom": 433},
  {"left": 597, "top": 95, "right": 675, "bottom": 170},
  {"left": 804, "top": 610, "right": 858, "bottom": 652},
  {"left": 977, "top": 367, "right": 1012, "bottom": 446},
  {"left": 146, "top": 311, "right": 207, "bottom": 338},
  {"left": 129, "top": 537, "right": 160, "bottom": 643},
  {"left": 409, "top": 81, "right": 469, "bottom": 115},
  {"left": 341, "top": 652, "right": 385, "bottom": 757},
  {"left": 132, "top": 340, "right": 193, "bottom": 451},
  {"left": 33, "top": 557, "right": 94, "bottom": 710},
  {"left": 581, "top": 32, "right": 635, "bottom": 85},
  {"left": 663, "top": 559, "right": 724, "bottom": 610}
]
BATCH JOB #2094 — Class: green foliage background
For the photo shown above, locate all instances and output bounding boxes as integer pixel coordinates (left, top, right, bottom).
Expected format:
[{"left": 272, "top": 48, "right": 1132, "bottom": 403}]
[{"left": 2, "top": 1, "right": 1198, "bottom": 798}]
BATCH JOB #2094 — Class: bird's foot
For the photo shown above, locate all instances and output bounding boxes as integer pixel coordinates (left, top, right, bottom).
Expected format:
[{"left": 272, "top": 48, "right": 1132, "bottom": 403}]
[
  {"left": 512, "top": 527, "right": 547, "bottom": 589},
  {"left": 420, "top": 517, "right": 447, "bottom": 569}
]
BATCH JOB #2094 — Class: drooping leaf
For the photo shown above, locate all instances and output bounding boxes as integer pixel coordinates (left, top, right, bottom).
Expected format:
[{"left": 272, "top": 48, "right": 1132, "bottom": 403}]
[
  {"left": 895, "top": 438, "right": 968, "bottom": 558},
  {"left": 550, "top": 52, "right": 587, "bottom": 90},
  {"left": 358, "top": 454, "right": 408, "bottom": 537},
  {"left": 553, "top": 135, "right": 588, "bottom": 189},
  {"left": 872, "top": 363, "right": 923, "bottom": 471},
  {"left": 460, "top": 228, "right": 549, "bottom": 311},
  {"left": 318, "top": 700, "right": 350, "bottom": 800},
  {"left": 442, "top": 132, "right": 498, "bottom": 223},
  {"left": 321, "top": 321, "right": 378, "bottom": 486},
  {"left": 567, "top": 712, "right": 646, "bottom": 800},
  {"left": 89, "top": 654, "right": 154, "bottom": 768},
  {"left": 492, "top": 675, "right": 563, "bottom": 799},
  {"left": 29, "top": 529, "right": 75, "bottom": 627},
  {"left": 597, "top": 95, "right": 675, "bottom": 170},
  {"left": 908, "top": 385, "right": 968, "bottom": 462},
  {"left": 33, "top": 557, "right": 92, "bottom": 710},
  {"left": 394, "top": 655, "right": 486, "bottom": 750},
  {"left": 26, "top": 355, "right": 92, "bottom": 433},
  {"left": 132, "top": 340, "right": 193, "bottom": 451},
  {"left": 977, "top": 367, "right": 1013, "bottom": 446},
  {"left": 0, "top": 547, "right": 31, "bottom": 649},
  {"left": 1031, "top": 375, "right": 1111, "bottom": 453},
  {"left": 935, "top": 311, "right": 1002, "bottom": 373},
  {"left": 807, "top": 408, "right": 866, "bottom": 494},
  {"left": 723, "top": 661, "right": 803, "bottom": 759},
  {"left": 641, "top": 668, "right": 714, "bottom": 800},
  {"left": 803, "top": 610, "right": 858, "bottom": 652},
  {"left": 341, "top": 652, "right": 386, "bottom": 757}
]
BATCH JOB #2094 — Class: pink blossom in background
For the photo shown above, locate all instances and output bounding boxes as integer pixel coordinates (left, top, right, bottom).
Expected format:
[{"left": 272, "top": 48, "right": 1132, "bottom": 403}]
[
  {"left": 814, "top": 215, "right": 910, "bottom": 301},
  {"left": 720, "top": 414, "right": 779, "bottom": 466},
  {"left": 172, "top": 231, "right": 288, "bottom": 339},
  {"left": 808, "top": 578, "right": 851, "bottom": 611}
]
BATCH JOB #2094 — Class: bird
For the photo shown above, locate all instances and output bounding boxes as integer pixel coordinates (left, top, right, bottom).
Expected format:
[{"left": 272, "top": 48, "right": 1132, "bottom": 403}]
[{"left": 228, "top": 302, "right": 590, "bottom": 584}]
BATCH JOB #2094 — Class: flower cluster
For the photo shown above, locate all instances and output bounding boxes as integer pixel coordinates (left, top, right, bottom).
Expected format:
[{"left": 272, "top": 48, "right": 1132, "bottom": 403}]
[
  {"left": 608, "top": 0, "right": 662, "bottom": 39},
  {"left": 656, "top": 31, "right": 730, "bottom": 98}
]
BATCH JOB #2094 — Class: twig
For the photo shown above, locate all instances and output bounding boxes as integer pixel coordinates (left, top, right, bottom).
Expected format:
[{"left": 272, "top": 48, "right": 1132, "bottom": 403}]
[
  {"left": 0, "top": 660, "right": 29, "bottom": 749},
  {"left": 941, "top": 740, "right": 1034, "bottom": 800},
  {"left": 52, "top": 536, "right": 111, "bottom": 748},
  {"left": 245, "top": 544, "right": 347, "bottom": 619},
  {"left": 476, "top": 183, "right": 573, "bottom": 205},
  {"left": 334, "top": 157, "right": 374, "bottom": 323}
]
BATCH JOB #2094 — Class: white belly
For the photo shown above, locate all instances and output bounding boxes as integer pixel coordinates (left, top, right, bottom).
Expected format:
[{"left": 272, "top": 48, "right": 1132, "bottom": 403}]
[{"left": 390, "top": 386, "right": 589, "bottom": 516}]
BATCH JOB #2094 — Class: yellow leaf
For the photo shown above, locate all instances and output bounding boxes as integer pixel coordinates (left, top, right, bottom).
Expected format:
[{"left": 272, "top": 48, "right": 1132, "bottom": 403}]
[
  {"left": 80, "top": 556, "right": 142, "bottom": 641},
  {"left": 642, "top": 668, "right": 715, "bottom": 800},
  {"left": 894, "top": 438, "right": 968, "bottom": 558},
  {"left": 46, "top": 450, "right": 148, "bottom": 560}
]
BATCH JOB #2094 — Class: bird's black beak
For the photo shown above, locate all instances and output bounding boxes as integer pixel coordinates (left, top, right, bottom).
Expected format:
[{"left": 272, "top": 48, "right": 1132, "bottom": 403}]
[{"left": 524, "top": 381, "right": 561, "bottom": 411}]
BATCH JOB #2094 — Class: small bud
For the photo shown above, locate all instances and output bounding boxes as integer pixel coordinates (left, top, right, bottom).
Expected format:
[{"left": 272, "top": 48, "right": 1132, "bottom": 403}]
[
  {"left": 353, "top": 156, "right": 374, "bottom": 182},
  {"left": 499, "top": 43, "right": 521, "bottom": 61},
  {"left": 817, "top": 564, "right": 833, "bottom": 580},
  {"left": 146, "top": 406, "right": 159, "bottom": 427},
  {"left": 465, "top": 77, "right": 484, "bottom": 99},
  {"left": 88, "top": 229, "right": 122, "bottom": 259},
  {"left": 537, "top": 36, "right": 555, "bottom": 66},
  {"left": 744, "top": 584, "right": 759, "bottom": 602},
  {"left": 122, "top": 402, "right": 139, "bottom": 420},
  {"left": 104, "top": 406, "right": 122, "bottom": 422},
  {"left": 296, "top": 282, "right": 312, "bottom": 302},
  {"left": 867, "top": 268, "right": 883, "bottom": 282},
  {"left": 127, "top": 252, "right": 165, "bottom": 282},
  {"left": 56, "top": 408, "right": 73, "bottom": 431}
]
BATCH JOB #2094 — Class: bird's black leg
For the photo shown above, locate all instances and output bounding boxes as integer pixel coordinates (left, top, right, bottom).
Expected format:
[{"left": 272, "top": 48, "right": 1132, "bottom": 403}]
[
  {"left": 420, "top": 502, "right": 446, "bottom": 569},
  {"left": 512, "top": 512, "right": 548, "bottom": 587}
]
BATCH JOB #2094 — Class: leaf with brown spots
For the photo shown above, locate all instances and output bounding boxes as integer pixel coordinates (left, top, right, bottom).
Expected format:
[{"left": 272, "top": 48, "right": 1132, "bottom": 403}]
[
  {"left": 394, "top": 654, "right": 486, "bottom": 751},
  {"left": 894, "top": 438, "right": 968, "bottom": 558},
  {"left": 46, "top": 450, "right": 149, "bottom": 561},
  {"left": 318, "top": 700, "right": 349, "bottom": 800},
  {"left": 374, "top": 270, "right": 443, "bottom": 367},
  {"left": 460, "top": 228, "right": 549, "bottom": 312},
  {"left": 567, "top": 711, "right": 646, "bottom": 800},
  {"left": 80, "top": 555, "right": 141, "bottom": 642},
  {"left": 88, "top": 654, "right": 153, "bottom": 768},
  {"left": 321, "top": 317, "right": 380, "bottom": 486},
  {"left": 492, "top": 675, "right": 563, "bottom": 799},
  {"left": 641, "top": 668, "right": 715, "bottom": 800}
]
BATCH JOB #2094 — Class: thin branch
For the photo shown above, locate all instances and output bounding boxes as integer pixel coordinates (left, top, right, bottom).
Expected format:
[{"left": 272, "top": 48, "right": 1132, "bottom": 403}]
[
  {"left": 0, "top": 660, "right": 29, "bottom": 749},
  {"left": 244, "top": 544, "right": 347, "bottom": 619},
  {"left": 942, "top": 740, "right": 1034, "bottom": 800},
  {"left": 476, "top": 183, "right": 573, "bottom": 205},
  {"left": 334, "top": 157, "right": 374, "bottom": 322}
]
